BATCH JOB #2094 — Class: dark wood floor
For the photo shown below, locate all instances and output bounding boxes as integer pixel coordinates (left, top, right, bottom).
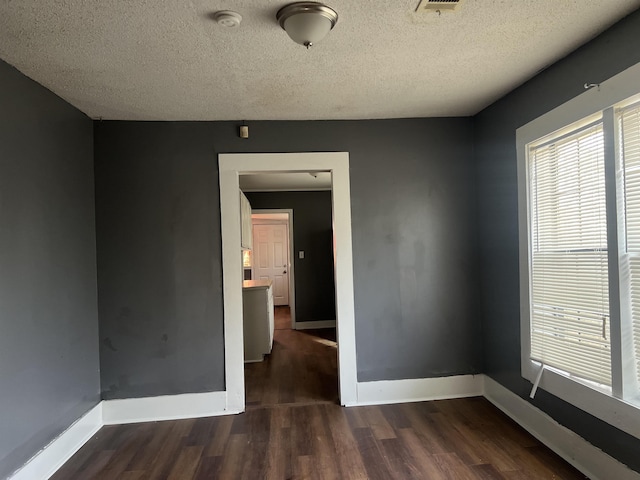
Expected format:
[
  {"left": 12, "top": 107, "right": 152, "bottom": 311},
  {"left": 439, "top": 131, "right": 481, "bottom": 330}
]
[
  {"left": 245, "top": 306, "right": 338, "bottom": 407},
  {"left": 51, "top": 307, "right": 588, "bottom": 479}
]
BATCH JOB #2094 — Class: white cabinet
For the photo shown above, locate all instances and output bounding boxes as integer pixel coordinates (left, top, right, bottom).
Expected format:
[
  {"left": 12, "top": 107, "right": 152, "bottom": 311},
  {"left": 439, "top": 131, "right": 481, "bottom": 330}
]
[
  {"left": 242, "top": 280, "right": 274, "bottom": 362},
  {"left": 240, "top": 190, "right": 252, "bottom": 250}
]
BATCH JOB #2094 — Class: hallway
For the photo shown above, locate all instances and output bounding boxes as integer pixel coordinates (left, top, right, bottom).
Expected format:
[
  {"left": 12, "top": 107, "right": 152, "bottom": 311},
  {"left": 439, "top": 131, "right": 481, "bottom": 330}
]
[{"left": 245, "top": 307, "right": 338, "bottom": 408}]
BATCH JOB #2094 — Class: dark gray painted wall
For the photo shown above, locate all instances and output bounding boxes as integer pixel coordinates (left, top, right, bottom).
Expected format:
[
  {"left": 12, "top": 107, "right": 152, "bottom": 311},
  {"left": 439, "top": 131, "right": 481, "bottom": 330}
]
[
  {"left": 0, "top": 60, "right": 99, "bottom": 478},
  {"left": 245, "top": 191, "right": 336, "bottom": 323},
  {"left": 474, "top": 9, "right": 640, "bottom": 472},
  {"left": 94, "top": 124, "right": 226, "bottom": 399},
  {"left": 94, "top": 117, "right": 480, "bottom": 397}
]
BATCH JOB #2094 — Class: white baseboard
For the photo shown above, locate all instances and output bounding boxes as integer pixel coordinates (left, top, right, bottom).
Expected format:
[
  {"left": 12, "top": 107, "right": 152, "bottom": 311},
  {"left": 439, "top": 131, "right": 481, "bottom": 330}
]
[
  {"left": 102, "top": 391, "right": 234, "bottom": 425},
  {"left": 10, "top": 379, "right": 640, "bottom": 480},
  {"left": 9, "top": 391, "right": 234, "bottom": 479},
  {"left": 295, "top": 320, "right": 336, "bottom": 330},
  {"left": 9, "top": 402, "right": 103, "bottom": 480},
  {"left": 353, "top": 374, "right": 484, "bottom": 407},
  {"left": 484, "top": 376, "right": 640, "bottom": 480}
]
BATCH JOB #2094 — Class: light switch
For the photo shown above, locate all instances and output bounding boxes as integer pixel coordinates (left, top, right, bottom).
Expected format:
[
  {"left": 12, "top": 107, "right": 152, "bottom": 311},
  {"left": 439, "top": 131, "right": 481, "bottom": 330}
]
[{"left": 299, "top": 251, "right": 305, "bottom": 259}]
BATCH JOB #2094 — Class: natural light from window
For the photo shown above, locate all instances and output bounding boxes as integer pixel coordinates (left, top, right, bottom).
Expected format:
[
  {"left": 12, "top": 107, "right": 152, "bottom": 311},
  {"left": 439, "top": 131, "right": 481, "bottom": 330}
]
[{"left": 518, "top": 66, "right": 640, "bottom": 439}]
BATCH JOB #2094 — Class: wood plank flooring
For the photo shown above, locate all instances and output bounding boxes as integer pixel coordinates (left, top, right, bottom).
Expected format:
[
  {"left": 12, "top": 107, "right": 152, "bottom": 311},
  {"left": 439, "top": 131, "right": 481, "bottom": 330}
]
[
  {"left": 245, "top": 307, "right": 338, "bottom": 407},
  {"left": 51, "top": 307, "right": 588, "bottom": 479},
  {"left": 51, "top": 398, "right": 587, "bottom": 479}
]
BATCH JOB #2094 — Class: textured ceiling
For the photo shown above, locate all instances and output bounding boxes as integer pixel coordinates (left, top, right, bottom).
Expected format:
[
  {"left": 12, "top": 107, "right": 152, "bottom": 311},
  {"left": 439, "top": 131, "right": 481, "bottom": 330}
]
[{"left": 0, "top": 1, "right": 639, "bottom": 121}]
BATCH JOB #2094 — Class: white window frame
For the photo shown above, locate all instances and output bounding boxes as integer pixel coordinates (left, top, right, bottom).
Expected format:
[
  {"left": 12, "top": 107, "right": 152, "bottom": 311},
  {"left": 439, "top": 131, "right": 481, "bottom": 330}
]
[
  {"left": 517, "top": 62, "right": 640, "bottom": 440},
  {"left": 616, "top": 97, "right": 640, "bottom": 405}
]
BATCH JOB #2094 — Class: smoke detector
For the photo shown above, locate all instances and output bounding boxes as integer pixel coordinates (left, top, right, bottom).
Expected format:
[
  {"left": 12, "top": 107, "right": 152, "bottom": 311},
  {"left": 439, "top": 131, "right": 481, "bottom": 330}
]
[
  {"left": 415, "top": 0, "right": 462, "bottom": 13},
  {"left": 213, "top": 10, "right": 242, "bottom": 27}
]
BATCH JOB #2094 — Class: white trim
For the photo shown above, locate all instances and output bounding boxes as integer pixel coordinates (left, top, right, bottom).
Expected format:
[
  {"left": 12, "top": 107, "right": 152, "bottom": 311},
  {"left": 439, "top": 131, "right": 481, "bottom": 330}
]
[
  {"left": 219, "top": 162, "right": 247, "bottom": 414},
  {"left": 219, "top": 152, "right": 358, "bottom": 407},
  {"left": 11, "top": 381, "right": 640, "bottom": 480},
  {"left": 517, "top": 60, "right": 640, "bottom": 438},
  {"left": 251, "top": 218, "right": 288, "bottom": 225},
  {"left": 527, "top": 366, "right": 640, "bottom": 439},
  {"left": 353, "top": 375, "right": 484, "bottom": 407},
  {"left": 517, "top": 108, "right": 533, "bottom": 383},
  {"left": 102, "top": 391, "right": 231, "bottom": 425},
  {"left": 241, "top": 187, "right": 331, "bottom": 192},
  {"left": 484, "top": 377, "right": 640, "bottom": 480},
  {"left": 251, "top": 208, "right": 297, "bottom": 327},
  {"left": 294, "top": 320, "right": 336, "bottom": 329},
  {"left": 9, "top": 403, "right": 103, "bottom": 480}
]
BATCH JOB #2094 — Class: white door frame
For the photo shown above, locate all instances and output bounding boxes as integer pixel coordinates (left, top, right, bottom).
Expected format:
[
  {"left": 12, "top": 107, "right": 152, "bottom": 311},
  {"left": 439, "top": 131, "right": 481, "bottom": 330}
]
[
  {"left": 219, "top": 152, "right": 357, "bottom": 411},
  {"left": 251, "top": 209, "right": 296, "bottom": 327}
]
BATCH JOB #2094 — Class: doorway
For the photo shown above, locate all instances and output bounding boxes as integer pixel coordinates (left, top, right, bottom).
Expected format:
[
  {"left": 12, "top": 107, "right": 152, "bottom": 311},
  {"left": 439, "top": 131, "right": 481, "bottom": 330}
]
[
  {"left": 250, "top": 210, "right": 296, "bottom": 328},
  {"left": 218, "top": 152, "right": 357, "bottom": 412},
  {"left": 254, "top": 223, "right": 290, "bottom": 305}
]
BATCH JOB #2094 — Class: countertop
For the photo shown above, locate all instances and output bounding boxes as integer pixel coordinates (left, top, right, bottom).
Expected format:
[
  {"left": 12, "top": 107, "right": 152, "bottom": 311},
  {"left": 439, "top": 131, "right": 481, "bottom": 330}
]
[{"left": 242, "top": 279, "right": 272, "bottom": 290}]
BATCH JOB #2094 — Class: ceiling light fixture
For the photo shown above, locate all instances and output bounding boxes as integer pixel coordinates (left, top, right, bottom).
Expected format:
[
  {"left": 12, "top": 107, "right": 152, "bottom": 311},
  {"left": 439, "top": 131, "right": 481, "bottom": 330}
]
[{"left": 276, "top": 2, "right": 338, "bottom": 49}]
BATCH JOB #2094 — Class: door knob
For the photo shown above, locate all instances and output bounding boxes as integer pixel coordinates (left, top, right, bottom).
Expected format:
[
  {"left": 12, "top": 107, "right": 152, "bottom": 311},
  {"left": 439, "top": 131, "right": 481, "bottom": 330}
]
[{"left": 283, "top": 270, "right": 287, "bottom": 274}]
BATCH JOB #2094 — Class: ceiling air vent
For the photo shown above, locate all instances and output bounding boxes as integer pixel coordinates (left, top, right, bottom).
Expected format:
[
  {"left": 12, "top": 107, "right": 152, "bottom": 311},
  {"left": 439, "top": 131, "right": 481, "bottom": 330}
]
[{"left": 415, "top": 0, "right": 462, "bottom": 13}]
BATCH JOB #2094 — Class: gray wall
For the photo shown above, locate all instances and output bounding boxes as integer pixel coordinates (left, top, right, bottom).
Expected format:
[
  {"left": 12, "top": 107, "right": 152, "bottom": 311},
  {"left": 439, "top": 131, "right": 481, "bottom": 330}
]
[
  {"left": 245, "top": 191, "right": 336, "bottom": 323},
  {"left": 0, "top": 60, "right": 99, "bottom": 478},
  {"left": 94, "top": 123, "right": 226, "bottom": 399},
  {"left": 94, "top": 117, "right": 480, "bottom": 397},
  {"left": 474, "top": 9, "right": 640, "bottom": 472}
]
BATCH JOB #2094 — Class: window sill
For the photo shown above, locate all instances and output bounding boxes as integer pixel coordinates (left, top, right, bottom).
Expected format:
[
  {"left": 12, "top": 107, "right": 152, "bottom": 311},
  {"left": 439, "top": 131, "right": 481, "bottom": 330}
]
[{"left": 524, "top": 361, "right": 640, "bottom": 440}]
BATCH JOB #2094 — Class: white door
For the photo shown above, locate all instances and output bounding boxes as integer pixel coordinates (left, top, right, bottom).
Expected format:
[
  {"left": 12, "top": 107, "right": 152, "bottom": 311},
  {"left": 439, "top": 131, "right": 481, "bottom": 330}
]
[{"left": 253, "top": 224, "right": 289, "bottom": 306}]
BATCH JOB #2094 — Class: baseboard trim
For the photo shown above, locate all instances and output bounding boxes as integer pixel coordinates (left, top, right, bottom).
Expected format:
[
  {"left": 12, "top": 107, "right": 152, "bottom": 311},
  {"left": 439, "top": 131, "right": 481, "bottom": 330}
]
[
  {"left": 484, "top": 376, "right": 640, "bottom": 480},
  {"left": 102, "top": 391, "right": 233, "bottom": 425},
  {"left": 9, "top": 402, "right": 103, "bottom": 480},
  {"left": 353, "top": 374, "right": 484, "bottom": 407},
  {"left": 294, "top": 320, "right": 336, "bottom": 330},
  {"left": 11, "top": 379, "right": 640, "bottom": 480}
]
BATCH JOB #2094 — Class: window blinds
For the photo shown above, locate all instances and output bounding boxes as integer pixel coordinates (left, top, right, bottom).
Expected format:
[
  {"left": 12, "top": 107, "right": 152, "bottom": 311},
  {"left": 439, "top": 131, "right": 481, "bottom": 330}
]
[
  {"left": 619, "top": 101, "right": 640, "bottom": 386},
  {"left": 528, "top": 122, "right": 611, "bottom": 387}
]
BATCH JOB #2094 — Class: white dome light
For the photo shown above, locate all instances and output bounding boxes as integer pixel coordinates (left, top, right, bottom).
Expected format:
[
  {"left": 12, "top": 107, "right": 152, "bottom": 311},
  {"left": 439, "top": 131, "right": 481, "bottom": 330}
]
[{"left": 276, "top": 2, "right": 338, "bottom": 49}]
